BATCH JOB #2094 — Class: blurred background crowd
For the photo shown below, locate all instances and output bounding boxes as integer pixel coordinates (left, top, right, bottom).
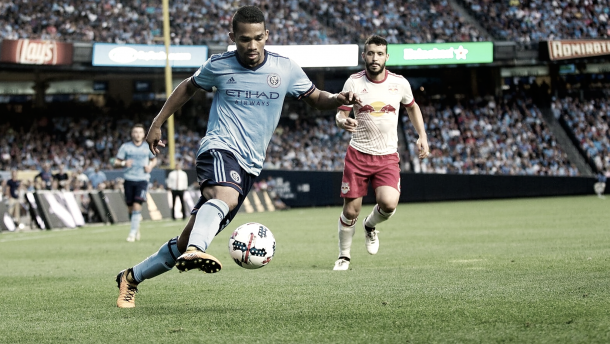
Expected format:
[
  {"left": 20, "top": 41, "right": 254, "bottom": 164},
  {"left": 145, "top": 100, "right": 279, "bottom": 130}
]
[{"left": 2, "top": 0, "right": 608, "bottom": 46}]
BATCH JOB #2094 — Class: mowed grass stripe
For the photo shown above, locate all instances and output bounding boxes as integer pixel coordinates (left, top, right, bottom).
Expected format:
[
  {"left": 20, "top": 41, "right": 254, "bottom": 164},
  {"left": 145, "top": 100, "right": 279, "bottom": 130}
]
[{"left": 0, "top": 196, "right": 608, "bottom": 344}]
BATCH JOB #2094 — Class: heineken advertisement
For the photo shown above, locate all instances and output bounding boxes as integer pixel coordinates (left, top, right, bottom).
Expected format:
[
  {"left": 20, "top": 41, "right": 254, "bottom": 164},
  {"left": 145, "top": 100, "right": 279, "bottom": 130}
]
[{"left": 387, "top": 42, "right": 493, "bottom": 66}]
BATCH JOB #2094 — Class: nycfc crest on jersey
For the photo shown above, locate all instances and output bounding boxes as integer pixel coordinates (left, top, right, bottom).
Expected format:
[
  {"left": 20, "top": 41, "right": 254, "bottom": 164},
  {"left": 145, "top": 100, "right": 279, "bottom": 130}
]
[
  {"left": 267, "top": 73, "right": 281, "bottom": 88},
  {"left": 230, "top": 170, "right": 241, "bottom": 183}
]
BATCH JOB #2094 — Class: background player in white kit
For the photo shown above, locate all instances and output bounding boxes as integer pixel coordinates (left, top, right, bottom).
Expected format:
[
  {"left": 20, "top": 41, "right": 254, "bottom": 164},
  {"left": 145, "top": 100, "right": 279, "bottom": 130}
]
[
  {"left": 333, "top": 35, "right": 430, "bottom": 271},
  {"left": 115, "top": 6, "right": 361, "bottom": 308}
]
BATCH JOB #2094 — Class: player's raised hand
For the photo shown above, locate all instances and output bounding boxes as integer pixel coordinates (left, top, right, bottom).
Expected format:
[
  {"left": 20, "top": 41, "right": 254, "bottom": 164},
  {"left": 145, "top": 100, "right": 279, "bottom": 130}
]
[
  {"left": 146, "top": 126, "right": 165, "bottom": 155},
  {"left": 337, "top": 91, "right": 362, "bottom": 106},
  {"left": 417, "top": 136, "right": 430, "bottom": 159}
]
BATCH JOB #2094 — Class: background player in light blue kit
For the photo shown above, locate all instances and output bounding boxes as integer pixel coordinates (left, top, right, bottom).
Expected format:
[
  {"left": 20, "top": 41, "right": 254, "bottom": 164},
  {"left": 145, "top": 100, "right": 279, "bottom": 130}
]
[
  {"left": 113, "top": 124, "right": 157, "bottom": 242},
  {"left": 116, "top": 5, "right": 362, "bottom": 308}
]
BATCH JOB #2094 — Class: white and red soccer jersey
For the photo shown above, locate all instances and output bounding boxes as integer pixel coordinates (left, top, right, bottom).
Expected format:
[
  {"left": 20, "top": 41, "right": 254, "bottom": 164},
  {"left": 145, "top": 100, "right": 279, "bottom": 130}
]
[{"left": 339, "top": 69, "right": 414, "bottom": 155}]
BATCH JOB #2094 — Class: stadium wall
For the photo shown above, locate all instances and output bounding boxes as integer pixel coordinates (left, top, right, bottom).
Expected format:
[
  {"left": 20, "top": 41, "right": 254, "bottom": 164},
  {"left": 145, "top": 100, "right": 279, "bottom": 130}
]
[{"left": 256, "top": 171, "right": 595, "bottom": 208}]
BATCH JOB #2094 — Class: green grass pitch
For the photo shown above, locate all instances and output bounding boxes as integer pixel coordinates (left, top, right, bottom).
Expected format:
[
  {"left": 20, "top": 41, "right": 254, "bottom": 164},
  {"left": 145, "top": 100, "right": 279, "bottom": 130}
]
[{"left": 1, "top": 196, "right": 609, "bottom": 343}]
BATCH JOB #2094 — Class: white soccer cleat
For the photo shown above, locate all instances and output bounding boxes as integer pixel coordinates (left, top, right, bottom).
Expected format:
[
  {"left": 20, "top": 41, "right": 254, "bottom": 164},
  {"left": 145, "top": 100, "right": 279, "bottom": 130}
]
[
  {"left": 333, "top": 258, "right": 350, "bottom": 271},
  {"left": 363, "top": 216, "right": 379, "bottom": 255},
  {"left": 126, "top": 234, "right": 136, "bottom": 242},
  {"left": 135, "top": 229, "right": 141, "bottom": 241}
]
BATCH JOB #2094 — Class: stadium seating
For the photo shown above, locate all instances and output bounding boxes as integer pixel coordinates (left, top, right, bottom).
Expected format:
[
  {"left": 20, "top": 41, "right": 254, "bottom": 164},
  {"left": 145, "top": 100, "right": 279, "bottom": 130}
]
[
  {"left": 402, "top": 95, "right": 580, "bottom": 176},
  {"left": 1, "top": 0, "right": 487, "bottom": 45},
  {"left": 458, "top": 0, "right": 610, "bottom": 49},
  {"left": 555, "top": 97, "right": 610, "bottom": 173},
  {"left": 299, "top": 0, "right": 487, "bottom": 44}
]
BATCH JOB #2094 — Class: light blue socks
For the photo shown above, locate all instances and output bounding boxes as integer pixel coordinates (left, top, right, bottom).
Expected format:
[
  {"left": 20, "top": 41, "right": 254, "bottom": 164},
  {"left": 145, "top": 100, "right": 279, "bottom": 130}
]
[
  {"left": 187, "top": 199, "right": 229, "bottom": 252},
  {"left": 129, "top": 210, "right": 141, "bottom": 236},
  {"left": 132, "top": 237, "right": 181, "bottom": 283}
]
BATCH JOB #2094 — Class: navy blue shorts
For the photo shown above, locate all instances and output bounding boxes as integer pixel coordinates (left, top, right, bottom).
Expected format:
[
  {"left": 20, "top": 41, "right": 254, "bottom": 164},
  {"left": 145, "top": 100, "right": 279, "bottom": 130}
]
[
  {"left": 124, "top": 180, "right": 148, "bottom": 206},
  {"left": 192, "top": 149, "right": 256, "bottom": 233}
]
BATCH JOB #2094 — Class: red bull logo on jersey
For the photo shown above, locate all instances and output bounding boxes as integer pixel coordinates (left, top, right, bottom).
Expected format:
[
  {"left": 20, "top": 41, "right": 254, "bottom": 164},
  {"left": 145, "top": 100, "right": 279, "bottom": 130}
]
[
  {"left": 358, "top": 101, "right": 397, "bottom": 117},
  {"left": 388, "top": 84, "right": 399, "bottom": 94}
]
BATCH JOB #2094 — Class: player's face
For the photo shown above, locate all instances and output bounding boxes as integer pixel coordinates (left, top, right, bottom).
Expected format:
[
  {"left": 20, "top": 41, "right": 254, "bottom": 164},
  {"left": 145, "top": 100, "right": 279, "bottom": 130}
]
[
  {"left": 362, "top": 44, "right": 388, "bottom": 76},
  {"left": 229, "top": 22, "right": 268, "bottom": 68},
  {"left": 131, "top": 127, "right": 145, "bottom": 144}
]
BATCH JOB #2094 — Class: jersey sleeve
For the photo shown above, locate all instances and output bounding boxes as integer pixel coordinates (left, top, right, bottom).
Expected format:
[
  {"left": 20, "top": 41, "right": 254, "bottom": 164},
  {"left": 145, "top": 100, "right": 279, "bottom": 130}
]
[
  {"left": 148, "top": 150, "right": 155, "bottom": 159},
  {"left": 401, "top": 78, "right": 415, "bottom": 107},
  {"left": 338, "top": 77, "right": 355, "bottom": 111},
  {"left": 116, "top": 144, "right": 126, "bottom": 160},
  {"left": 286, "top": 59, "right": 315, "bottom": 100},
  {"left": 190, "top": 58, "right": 214, "bottom": 92}
]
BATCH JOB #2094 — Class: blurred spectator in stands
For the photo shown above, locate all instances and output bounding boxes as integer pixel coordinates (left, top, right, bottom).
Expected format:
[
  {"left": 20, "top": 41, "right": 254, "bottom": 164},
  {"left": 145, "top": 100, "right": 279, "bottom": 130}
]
[
  {"left": 73, "top": 168, "right": 90, "bottom": 190},
  {"left": 53, "top": 164, "right": 70, "bottom": 189},
  {"left": 34, "top": 163, "right": 53, "bottom": 190},
  {"left": 89, "top": 166, "right": 107, "bottom": 189},
  {"left": 166, "top": 161, "right": 189, "bottom": 220},
  {"left": 4, "top": 169, "right": 22, "bottom": 227}
]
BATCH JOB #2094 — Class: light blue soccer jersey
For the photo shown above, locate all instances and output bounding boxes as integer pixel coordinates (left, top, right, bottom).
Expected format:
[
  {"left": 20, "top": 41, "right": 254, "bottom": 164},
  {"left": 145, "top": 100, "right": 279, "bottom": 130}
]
[
  {"left": 191, "top": 50, "right": 315, "bottom": 176},
  {"left": 116, "top": 142, "right": 156, "bottom": 181}
]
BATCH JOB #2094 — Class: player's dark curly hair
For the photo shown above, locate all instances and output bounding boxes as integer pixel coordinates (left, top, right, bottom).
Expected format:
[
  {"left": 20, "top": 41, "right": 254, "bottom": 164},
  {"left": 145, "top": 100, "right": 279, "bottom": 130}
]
[
  {"left": 232, "top": 6, "right": 266, "bottom": 33},
  {"left": 364, "top": 35, "right": 388, "bottom": 53}
]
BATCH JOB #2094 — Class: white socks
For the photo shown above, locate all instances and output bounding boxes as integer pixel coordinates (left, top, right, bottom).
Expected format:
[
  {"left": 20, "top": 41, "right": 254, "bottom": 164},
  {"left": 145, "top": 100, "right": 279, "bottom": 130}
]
[
  {"left": 364, "top": 205, "right": 395, "bottom": 229},
  {"left": 338, "top": 213, "right": 356, "bottom": 259}
]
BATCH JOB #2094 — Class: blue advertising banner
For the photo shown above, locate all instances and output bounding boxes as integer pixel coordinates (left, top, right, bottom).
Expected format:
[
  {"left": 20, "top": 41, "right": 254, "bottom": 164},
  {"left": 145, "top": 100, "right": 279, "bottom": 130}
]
[{"left": 92, "top": 43, "right": 208, "bottom": 68}]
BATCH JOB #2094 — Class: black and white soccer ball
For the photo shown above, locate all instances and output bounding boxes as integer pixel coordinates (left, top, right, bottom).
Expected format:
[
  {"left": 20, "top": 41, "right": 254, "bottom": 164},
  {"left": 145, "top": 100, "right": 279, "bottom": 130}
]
[{"left": 228, "top": 222, "right": 276, "bottom": 269}]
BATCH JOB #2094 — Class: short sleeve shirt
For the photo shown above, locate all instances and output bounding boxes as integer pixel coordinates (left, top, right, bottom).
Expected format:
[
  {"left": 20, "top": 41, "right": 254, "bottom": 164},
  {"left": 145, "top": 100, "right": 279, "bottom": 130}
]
[
  {"left": 191, "top": 50, "right": 315, "bottom": 176},
  {"left": 339, "top": 70, "right": 414, "bottom": 155},
  {"left": 117, "top": 142, "right": 155, "bottom": 181}
]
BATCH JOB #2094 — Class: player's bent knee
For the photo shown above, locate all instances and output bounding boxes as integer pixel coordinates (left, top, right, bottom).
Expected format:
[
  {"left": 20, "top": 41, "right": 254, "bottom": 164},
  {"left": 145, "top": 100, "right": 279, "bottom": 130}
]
[{"left": 342, "top": 210, "right": 359, "bottom": 221}]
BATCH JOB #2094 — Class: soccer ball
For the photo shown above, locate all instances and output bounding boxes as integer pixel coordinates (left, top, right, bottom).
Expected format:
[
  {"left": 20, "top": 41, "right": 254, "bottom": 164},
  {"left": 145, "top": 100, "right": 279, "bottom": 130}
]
[{"left": 228, "top": 222, "right": 276, "bottom": 269}]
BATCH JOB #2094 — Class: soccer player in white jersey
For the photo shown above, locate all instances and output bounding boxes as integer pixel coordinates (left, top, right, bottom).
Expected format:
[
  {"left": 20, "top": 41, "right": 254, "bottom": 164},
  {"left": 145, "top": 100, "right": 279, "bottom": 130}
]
[
  {"left": 333, "top": 35, "right": 430, "bottom": 271},
  {"left": 113, "top": 124, "right": 157, "bottom": 242},
  {"left": 115, "top": 5, "right": 362, "bottom": 308}
]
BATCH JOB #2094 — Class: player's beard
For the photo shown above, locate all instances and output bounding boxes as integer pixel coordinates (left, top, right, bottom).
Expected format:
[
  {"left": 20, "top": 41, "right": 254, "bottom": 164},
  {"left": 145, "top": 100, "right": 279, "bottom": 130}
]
[{"left": 366, "top": 61, "right": 385, "bottom": 76}]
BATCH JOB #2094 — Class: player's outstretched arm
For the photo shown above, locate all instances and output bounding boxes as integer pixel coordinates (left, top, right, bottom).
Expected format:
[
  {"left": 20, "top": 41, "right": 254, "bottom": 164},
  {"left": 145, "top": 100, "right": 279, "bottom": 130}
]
[
  {"left": 303, "top": 89, "right": 362, "bottom": 110},
  {"left": 405, "top": 102, "right": 430, "bottom": 159},
  {"left": 146, "top": 78, "right": 200, "bottom": 155},
  {"left": 335, "top": 109, "right": 358, "bottom": 132}
]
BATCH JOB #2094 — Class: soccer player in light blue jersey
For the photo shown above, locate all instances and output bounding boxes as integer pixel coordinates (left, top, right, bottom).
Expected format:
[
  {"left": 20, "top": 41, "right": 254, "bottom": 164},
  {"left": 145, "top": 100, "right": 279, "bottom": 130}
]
[
  {"left": 113, "top": 124, "right": 157, "bottom": 242},
  {"left": 116, "top": 5, "right": 362, "bottom": 308}
]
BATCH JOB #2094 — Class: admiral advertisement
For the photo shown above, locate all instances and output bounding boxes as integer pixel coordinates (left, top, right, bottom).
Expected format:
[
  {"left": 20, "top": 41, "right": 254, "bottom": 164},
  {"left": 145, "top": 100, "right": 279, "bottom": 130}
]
[
  {"left": 92, "top": 43, "right": 208, "bottom": 68},
  {"left": 386, "top": 42, "right": 494, "bottom": 66},
  {"left": 0, "top": 39, "right": 73, "bottom": 65},
  {"left": 547, "top": 40, "right": 610, "bottom": 60}
]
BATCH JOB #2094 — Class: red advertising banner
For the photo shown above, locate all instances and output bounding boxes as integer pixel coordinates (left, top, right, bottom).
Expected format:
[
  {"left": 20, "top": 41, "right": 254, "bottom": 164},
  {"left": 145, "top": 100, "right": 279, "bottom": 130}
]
[
  {"left": 547, "top": 39, "right": 610, "bottom": 61},
  {"left": 0, "top": 39, "right": 73, "bottom": 65}
]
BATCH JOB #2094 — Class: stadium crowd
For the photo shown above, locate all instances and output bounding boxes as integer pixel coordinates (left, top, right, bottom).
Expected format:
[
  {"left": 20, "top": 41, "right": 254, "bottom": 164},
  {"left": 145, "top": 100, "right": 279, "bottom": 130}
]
[
  {"left": 299, "top": 0, "right": 486, "bottom": 44},
  {"left": 0, "top": 0, "right": 488, "bottom": 45},
  {"left": 4, "top": 92, "right": 608, "bottom": 195},
  {"left": 459, "top": 0, "right": 610, "bottom": 48},
  {"left": 554, "top": 96, "right": 610, "bottom": 173},
  {"left": 0, "top": 0, "right": 340, "bottom": 45},
  {"left": 402, "top": 95, "right": 580, "bottom": 176},
  {"left": 3, "top": 0, "right": 609, "bottom": 47}
]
